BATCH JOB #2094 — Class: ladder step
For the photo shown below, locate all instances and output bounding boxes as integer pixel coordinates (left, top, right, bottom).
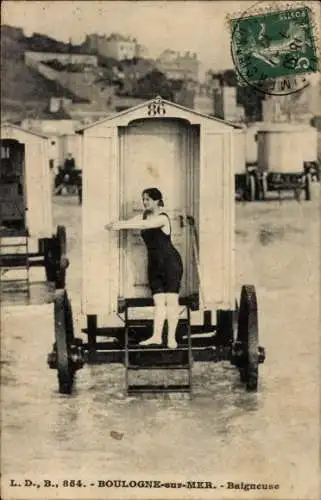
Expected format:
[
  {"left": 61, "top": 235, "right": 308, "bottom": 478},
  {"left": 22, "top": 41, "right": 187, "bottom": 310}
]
[
  {"left": 127, "top": 384, "right": 191, "bottom": 394},
  {"left": 127, "top": 364, "right": 190, "bottom": 370},
  {"left": 0, "top": 229, "right": 29, "bottom": 237},
  {"left": 0, "top": 243, "right": 28, "bottom": 248},
  {"left": 1, "top": 278, "right": 29, "bottom": 283},
  {"left": 1, "top": 262, "right": 28, "bottom": 269}
]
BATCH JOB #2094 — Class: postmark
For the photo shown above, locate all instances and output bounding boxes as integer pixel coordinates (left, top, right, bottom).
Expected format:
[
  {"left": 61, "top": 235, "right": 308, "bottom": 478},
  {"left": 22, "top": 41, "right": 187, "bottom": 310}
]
[{"left": 229, "top": 1, "right": 319, "bottom": 95}]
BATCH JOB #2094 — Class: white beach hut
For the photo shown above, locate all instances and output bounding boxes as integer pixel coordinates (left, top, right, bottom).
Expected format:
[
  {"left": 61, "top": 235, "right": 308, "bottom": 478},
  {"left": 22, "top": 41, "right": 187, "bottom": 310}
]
[
  {"left": 0, "top": 123, "right": 53, "bottom": 240},
  {"left": 78, "top": 97, "right": 242, "bottom": 323}
]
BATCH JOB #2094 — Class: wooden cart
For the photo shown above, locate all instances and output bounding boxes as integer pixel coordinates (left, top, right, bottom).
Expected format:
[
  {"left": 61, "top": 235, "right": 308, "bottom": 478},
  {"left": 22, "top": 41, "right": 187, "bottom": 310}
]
[
  {"left": 47, "top": 97, "right": 266, "bottom": 396},
  {"left": 255, "top": 124, "right": 317, "bottom": 201},
  {"left": 0, "top": 123, "right": 69, "bottom": 295}
]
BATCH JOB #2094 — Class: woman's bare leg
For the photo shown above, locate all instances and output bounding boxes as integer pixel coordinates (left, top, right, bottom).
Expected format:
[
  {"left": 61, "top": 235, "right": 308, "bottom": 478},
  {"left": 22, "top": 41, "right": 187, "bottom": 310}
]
[
  {"left": 140, "top": 293, "right": 166, "bottom": 345},
  {"left": 166, "top": 293, "right": 180, "bottom": 348}
]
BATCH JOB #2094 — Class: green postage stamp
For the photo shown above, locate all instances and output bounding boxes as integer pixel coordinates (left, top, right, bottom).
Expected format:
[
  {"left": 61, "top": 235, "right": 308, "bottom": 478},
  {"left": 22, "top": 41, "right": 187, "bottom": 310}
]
[{"left": 230, "top": 5, "right": 319, "bottom": 86}]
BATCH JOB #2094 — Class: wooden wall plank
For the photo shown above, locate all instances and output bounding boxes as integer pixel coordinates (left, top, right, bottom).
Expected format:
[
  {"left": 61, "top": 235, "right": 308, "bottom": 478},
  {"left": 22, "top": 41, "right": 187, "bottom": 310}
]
[{"left": 82, "top": 133, "right": 119, "bottom": 315}]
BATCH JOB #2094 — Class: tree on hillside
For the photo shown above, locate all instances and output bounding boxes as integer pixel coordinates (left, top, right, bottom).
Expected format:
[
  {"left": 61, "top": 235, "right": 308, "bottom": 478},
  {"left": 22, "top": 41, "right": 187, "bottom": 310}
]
[{"left": 133, "top": 69, "right": 173, "bottom": 100}]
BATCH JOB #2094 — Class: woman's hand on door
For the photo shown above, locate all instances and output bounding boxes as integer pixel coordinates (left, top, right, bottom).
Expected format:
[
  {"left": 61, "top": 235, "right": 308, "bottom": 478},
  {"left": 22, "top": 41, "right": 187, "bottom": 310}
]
[{"left": 104, "top": 221, "right": 120, "bottom": 230}]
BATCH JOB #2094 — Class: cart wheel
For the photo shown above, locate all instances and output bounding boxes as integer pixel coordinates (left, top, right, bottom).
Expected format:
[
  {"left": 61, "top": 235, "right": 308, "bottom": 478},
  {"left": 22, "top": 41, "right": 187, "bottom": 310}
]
[
  {"left": 54, "top": 289, "right": 74, "bottom": 394},
  {"left": 44, "top": 238, "right": 56, "bottom": 282},
  {"left": 260, "top": 173, "right": 268, "bottom": 201},
  {"left": 247, "top": 174, "right": 256, "bottom": 202},
  {"left": 304, "top": 173, "right": 311, "bottom": 201},
  {"left": 237, "top": 285, "right": 259, "bottom": 391},
  {"left": 55, "top": 225, "right": 69, "bottom": 289},
  {"left": 65, "top": 294, "right": 75, "bottom": 345},
  {"left": 78, "top": 186, "right": 82, "bottom": 205}
]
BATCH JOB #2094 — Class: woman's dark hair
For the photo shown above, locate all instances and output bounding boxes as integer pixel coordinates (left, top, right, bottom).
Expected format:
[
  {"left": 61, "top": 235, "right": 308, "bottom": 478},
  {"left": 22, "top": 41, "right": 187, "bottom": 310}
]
[{"left": 142, "top": 188, "right": 164, "bottom": 207}]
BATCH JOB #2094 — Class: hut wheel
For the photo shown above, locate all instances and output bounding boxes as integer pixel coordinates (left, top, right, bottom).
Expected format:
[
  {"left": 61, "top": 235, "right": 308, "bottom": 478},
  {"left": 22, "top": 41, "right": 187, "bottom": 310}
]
[
  {"left": 55, "top": 225, "right": 69, "bottom": 289},
  {"left": 247, "top": 174, "right": 257, "bottom": 202},
  {"left": 304, "top": 172, "right": 312, "bottom": 201},
  {"left": 237, "top": 285, "right": 259, "bottom": 391},
  {"left": 261, "top": 173, "right": 268, "bottom": 201},
  {"left": 54, "top": 289, "right": 75, "bottom": 394}
]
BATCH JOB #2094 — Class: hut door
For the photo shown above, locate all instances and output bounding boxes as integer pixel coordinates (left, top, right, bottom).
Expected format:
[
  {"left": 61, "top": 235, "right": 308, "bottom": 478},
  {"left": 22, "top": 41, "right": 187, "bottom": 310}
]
[
  {"left": 120, "top": 119, "right": 188, "bottom": 298},
  {"left": 0, "top": 140, "right": 26, "bottom": 231}
]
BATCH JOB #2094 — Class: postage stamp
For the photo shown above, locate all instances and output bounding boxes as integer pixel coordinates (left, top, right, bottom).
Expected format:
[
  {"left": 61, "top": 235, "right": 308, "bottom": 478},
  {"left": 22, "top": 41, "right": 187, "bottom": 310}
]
[{"left": 230, "top": 3, "right": 319, "bottom": 95}]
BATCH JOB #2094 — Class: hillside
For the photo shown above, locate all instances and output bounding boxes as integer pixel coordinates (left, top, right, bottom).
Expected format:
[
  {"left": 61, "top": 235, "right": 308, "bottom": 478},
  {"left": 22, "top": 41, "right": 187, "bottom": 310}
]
[
  {"left": 1, "top": 24, "right": 196, "bottom": 121},
  {"left": 1, "top": 25, "right": 87, "bottom": 122}
]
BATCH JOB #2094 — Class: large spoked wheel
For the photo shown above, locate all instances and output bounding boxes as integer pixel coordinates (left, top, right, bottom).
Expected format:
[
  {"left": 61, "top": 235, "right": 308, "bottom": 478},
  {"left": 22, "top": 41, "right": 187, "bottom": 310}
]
[
  {"left": 304, "top": 172, "right": 312, "bottom": 201},
  {"left": 44, "top": 238, "right": 56, "bottom": 282},
  {"left": 78, "top": 186, "right": 82, "bottom": 205},
  {"left": 54, "top": 290, "right": 75, "bottom": 394},
  {"left": 237, "top": 285, "right": 259, "bottom": 391},
  {"left": 260, "top": 173, "right": 268, "bottom": 201},
  {"left": 44, "top": 226, "right": 69, "bottom": 288},
  {"left": 55, "top": 225, "right": 69, "bottom": 289},
  {"left": 246, "top": 174, "right": 257, "bottom": 202}
]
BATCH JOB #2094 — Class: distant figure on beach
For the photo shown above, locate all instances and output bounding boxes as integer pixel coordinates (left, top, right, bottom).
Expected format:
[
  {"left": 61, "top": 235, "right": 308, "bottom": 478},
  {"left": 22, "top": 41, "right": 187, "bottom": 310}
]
[{"left": 63, "top": 153, "right": 76, "bottom": 174}]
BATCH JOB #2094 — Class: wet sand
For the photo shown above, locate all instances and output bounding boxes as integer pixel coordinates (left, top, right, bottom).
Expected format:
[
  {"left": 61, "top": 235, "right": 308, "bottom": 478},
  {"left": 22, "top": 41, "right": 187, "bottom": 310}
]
[{"left": 1, "top": 186, "right": 320, "bottom": 499}]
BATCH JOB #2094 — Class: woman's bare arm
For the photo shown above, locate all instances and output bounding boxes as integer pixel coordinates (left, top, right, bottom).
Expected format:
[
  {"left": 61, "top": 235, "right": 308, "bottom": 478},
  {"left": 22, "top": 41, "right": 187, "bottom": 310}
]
[
  {"left": 104, "top": 214, "right": 142, "bottom": 230},
  {"left": 105, "top": 214, "right": 167, "bottom": 231}
]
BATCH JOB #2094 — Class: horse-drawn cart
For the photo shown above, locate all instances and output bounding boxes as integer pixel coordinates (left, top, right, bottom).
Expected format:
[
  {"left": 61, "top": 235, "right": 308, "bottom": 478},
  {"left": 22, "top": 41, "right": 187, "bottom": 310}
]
[
  {"left": 0, "top": 124, "right": 69, "bottom": 295},
  {"left": 54, "top": 166, "right": 82, "bottom": 204},
  {"left": 47, "top": 97, "right": 266, "bottom": 397}
]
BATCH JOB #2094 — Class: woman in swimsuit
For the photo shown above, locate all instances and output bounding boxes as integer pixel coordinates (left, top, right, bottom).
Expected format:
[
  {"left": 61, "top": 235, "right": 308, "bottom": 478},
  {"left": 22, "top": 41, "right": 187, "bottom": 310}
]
[{"left": 106, "top": 188, "right": 183, "bottom": 348}]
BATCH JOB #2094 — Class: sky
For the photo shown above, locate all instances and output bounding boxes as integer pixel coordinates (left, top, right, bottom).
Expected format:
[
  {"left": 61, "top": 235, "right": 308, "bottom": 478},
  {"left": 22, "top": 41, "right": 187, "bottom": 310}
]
[{"left": 2, "top": 0, "right": 320, "bottom": 79}]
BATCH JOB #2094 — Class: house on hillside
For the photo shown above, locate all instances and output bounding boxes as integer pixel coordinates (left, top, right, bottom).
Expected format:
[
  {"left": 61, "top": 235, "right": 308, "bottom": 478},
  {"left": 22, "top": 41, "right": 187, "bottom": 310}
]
[
  {"left": 156, "top": 50, "right": 200, "bottom": 81},
  {"left": 194, "top": 83, "right": 215, "bottom": 115},
  {"left": 84, "top": 33, "right": 141, "bottom": 61}
]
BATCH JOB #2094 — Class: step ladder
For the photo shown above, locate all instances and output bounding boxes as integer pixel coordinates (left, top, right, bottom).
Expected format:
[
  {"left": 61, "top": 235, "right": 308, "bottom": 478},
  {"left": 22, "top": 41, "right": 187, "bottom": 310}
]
[
  {"left": 123, "top": 299, "right": 194, "bottom": 397},
  {"left": 0, "top": 234, "right": 31, "bottom": 297}
]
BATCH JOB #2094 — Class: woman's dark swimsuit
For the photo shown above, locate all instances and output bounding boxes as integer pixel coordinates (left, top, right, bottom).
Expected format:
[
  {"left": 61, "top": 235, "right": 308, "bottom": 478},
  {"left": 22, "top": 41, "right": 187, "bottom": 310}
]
[{"left": 141, "top": 212, "right": 183, "bottom": 294}]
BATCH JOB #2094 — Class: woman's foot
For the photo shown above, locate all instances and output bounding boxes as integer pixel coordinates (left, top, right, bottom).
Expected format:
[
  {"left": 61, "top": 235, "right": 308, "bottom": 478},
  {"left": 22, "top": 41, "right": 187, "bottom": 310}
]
[
  {"left": 167, "top": 340, "right": 177, "bottom": 349},
  {"left": 140, "top": 336, "right": 162, "bottom": 346}
]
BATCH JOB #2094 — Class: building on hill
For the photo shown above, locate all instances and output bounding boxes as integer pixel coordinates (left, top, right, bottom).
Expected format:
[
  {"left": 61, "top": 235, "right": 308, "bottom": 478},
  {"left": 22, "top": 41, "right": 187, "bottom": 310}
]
[
  {"left": 115, "top": 59, "right": 156, "bottom": 95},
  {"left": 213, "top": 84, "right": 245, "bottom": 122},
  {"left": 194, "top": 83, "right": 215, "bottom": 115},
  {"left": 156, "top": 50, "right": 200, "bottom": 81},
  {"left": 135, "top": 43, "right": 148, "bottom": 59},
  {"left": 206, "top": 70, "right": 256, "bottom": 122},
  {"left": 21, "top": 105, "right": 75, "bottom": 136},
  {"left": 20, "top": 105, "right": 78, "bottom": 171},
  {"left": 84, "top": 33, "right": 143, "bottom": 61}
]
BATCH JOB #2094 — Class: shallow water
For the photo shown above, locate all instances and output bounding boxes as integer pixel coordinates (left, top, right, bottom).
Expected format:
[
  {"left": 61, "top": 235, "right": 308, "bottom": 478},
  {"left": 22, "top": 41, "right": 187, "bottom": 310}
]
[{"left": 1, "top": 188, "right": 320, "bottom": 499}]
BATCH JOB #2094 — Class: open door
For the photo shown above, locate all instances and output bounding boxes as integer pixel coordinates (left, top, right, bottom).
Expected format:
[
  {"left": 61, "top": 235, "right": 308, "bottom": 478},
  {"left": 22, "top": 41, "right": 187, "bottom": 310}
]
[
  {"left": 0, "top": 140, "right": 26, "bottom": 233},
  {"left": 119, "top": 119, "right": 190, "bottom": 299}
]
